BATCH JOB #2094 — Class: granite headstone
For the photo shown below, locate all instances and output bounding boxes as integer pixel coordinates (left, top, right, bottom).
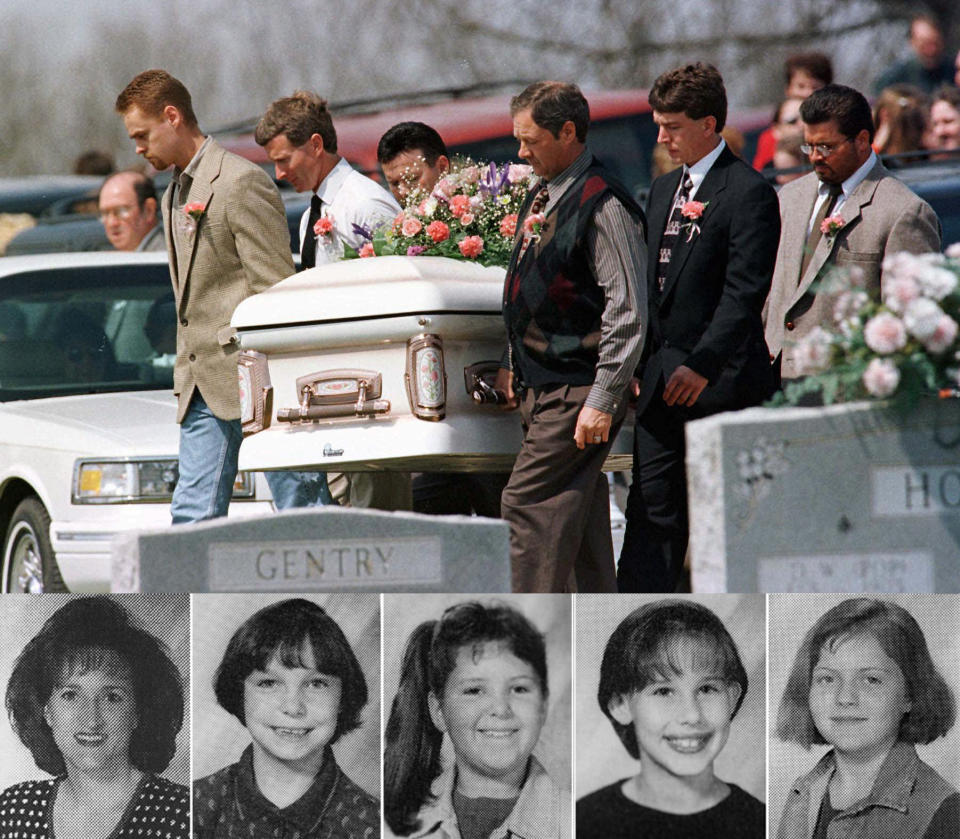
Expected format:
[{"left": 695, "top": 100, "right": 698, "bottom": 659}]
[
  {"left": 686, "top": 399, "right": 960, "bottom": 593},
  {"left": 112, "top": 507, "right": 510, "bottom": 593}
]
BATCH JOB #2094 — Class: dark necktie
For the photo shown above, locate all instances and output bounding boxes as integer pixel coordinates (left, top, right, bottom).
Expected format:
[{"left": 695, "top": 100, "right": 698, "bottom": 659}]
[
  {"left": 301, "top": 194, "right": 323, "bottom": 270},
  {"left": 657, "top": 172, "right": 693, "bottom": 292},
  {"left": 800, "top": 183, "right": 843, "bottom": 281},
  {"left": 517, "top": 183, "right": 549, "bottom": 261}
]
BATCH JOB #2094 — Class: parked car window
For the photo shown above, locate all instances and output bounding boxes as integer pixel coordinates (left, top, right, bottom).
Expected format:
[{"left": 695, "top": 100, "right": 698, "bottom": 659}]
[{"left": 0, "top": 264, "right": 174, "bottom": 401}]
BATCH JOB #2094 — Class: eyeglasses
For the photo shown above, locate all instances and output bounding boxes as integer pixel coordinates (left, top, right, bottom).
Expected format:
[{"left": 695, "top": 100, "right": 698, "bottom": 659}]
[
  {"left": 800, "top": 138, "right": 853, "bottom": 158},
  {"left": 99, "top": 206, "right": 133, "bottom": 222}
]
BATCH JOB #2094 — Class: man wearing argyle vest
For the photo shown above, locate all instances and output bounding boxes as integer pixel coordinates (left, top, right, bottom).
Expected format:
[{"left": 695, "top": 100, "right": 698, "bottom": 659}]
[{"left": 497, "top": 81, "right": 647, "bottom": 593}]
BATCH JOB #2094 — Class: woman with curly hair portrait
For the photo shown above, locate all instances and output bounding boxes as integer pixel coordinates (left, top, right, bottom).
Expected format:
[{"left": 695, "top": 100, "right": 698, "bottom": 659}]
[{"left": 0, "top": 595, "right": 189, "bottom": 839}]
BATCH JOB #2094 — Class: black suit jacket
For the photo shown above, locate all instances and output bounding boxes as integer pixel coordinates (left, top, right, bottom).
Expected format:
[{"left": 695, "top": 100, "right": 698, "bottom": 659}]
[{"left": 637, "top": 145, "right": 780, "bottom": 419}]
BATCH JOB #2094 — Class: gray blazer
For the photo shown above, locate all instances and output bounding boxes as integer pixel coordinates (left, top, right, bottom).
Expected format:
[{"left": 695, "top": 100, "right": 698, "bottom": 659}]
[
  {"left": 764, "top": 160, "right": 941, "bottom": 381},
  {"left": 163, "top": 138, "right": 294, "bottom": 422}
]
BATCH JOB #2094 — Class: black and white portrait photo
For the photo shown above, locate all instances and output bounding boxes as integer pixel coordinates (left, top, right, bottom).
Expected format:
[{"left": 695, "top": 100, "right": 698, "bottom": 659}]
[
  {"left": 382, "top": 593, "right": 572, "bottom": 839},
  {"left": 190, "top": 593, "right": 380, "bottom": 839},
  {"left": 769, "top": 594, "right": 960, "bottom": 839},
  {"left": 575, "top": 594, "right": 766, "bottom": 839},
  {"left": 0, "top": 594, "right": 190, "bottom": 839}
]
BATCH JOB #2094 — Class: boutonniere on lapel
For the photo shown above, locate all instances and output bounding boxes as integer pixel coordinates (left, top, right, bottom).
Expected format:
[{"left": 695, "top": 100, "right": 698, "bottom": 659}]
[
  {"left": 180, "top": 201, "right": 207, "bottom": 237},
  {"left": 313, "top": 214, "right": 335, "bottom": 239},
  {"left": 820, "top": 215, "right": 845, "bottom": 242},
  {"left": 680, "top": 200, "right": 708, "bottom": 242},
  {"left": 523, "top": 212, "right": 546, "bottom": 240}
]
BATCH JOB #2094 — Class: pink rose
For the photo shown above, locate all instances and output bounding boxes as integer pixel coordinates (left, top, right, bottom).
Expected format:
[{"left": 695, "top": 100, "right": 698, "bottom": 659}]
[
  {"left": 882, "top": 275, "right": 920, "bottom": 314},
  {"left": 458, "top": 235, "right": 484, "bottom": 258},
  {"left": 681, "top": 201, "right": 706, "bottom": 220},
  {"left": 434, "top": 178, "right": 456, "bottom": 197},
  {"left": 359, "top": 242, "right": 375, "bottom": 258},
  {"left": 923, "top": 314, "right": 959, "bottom": 354},
  {"left": 459, "top": 212, "right": 475, "bottom": 226},
  {"left": 862, "top": 358, "right": 900, "bottom": 398},
  {"left": 449, "top": 194, "right": 471, "bottom": 217},
  {"left": 507, "top": 163, "right": 534, "bottom": 184},
  {"left": 426, "top": 220, "right": 450, "bottom": 243},
  {"left": 500, "top": 214, "right": 518, "bottom": 237},
  {"left": 863, "top": 312, "right": 907, "bottom": 354},
  {"left": 793, "top": 326, "right": 833, "bottom": 374},
  {"left": 393, "top": 211, "right": 405, "bottom": 230},
  {"left": 313, "top": 215, "right": 334, "bottom": 236},
  {"left": 184, "top": 201, "right": 207, "bottom": 220},
  {"left": 401, "top": 217, "right": 423, "bottom": 237}
]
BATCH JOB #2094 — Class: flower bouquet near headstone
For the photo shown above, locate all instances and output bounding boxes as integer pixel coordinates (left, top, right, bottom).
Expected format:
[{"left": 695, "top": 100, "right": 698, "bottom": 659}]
[
  {"left": 344, "top": 160, "right": 538, "bottom": 268},
  {"left": 780, "top": 246, "right": 960, "bottom": 409}
]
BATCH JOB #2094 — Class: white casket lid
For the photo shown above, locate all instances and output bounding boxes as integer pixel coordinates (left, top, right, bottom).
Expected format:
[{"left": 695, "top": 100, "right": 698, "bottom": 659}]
[{"left": 232, "top": 255, "right": 506, "bottom": 330}]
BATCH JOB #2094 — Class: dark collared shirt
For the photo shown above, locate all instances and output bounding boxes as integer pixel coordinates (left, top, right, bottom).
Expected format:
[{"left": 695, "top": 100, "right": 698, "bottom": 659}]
[{"left": 193, "top": 746, "right": 378, "bottom": 839}]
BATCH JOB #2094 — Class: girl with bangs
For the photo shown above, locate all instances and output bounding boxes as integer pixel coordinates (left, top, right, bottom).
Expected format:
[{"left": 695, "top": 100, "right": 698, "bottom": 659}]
[
  {"left": 1, "top": 596, "right": 188, "bottom": 839},
  {"left": 577, "top": 598, "right": 764, "bottom": 838},
  {"left": 192, "top": 597, "right": 378, "bottom": 839},
  {"left": 384, "top": 599, "right": 566, "bottom": 839},
  {"left": 775, "top": 597, "right": 958, "bottom": 839}
]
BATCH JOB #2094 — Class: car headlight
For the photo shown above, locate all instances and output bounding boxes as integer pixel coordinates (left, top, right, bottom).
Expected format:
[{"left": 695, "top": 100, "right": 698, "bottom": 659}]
[
  {"left": 238, "top": 350, "right": 273, "bottom": 435},
  {"left": 73, "top": 459, "right": 256, "bottom": 503}
]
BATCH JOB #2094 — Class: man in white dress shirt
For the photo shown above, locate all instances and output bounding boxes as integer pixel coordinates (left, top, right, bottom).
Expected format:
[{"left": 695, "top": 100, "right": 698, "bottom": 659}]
[{"left": 255, "top": 91, "right": 409, "bottom": 510}]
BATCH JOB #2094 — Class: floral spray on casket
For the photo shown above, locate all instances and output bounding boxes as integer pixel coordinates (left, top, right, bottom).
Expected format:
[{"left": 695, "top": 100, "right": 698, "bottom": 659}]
[{"left": 343, "top": 159, "right": 539, "bottom": 268}]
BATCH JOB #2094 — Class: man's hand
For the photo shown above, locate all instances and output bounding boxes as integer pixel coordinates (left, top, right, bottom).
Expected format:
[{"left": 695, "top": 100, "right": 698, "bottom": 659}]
[
  {"left": 494, "top": 368, "right": 519, "bottom": 410},
  {"left": 574, "top": 406, "right": 613, "bottom": 450},
  {"left": 663, "top": 365, "right": 708, "bottom": 407}
]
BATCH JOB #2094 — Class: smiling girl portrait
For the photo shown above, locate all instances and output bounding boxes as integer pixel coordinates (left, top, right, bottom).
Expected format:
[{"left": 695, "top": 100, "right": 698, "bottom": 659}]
[
  {"left": 191, "top": 594, "right": 380, "bottom": 839},
  {"left": 576, "top": 596, "right": 766, "bottom": 839},
  {"left": 0, "top": 595, "right": 189, "bottom": 839},
  {"left": 771, "top": 595, "right": 959, "bottom": 839},
  {"left": 383, "top": 594, "right": 571, "bottom": 839}
]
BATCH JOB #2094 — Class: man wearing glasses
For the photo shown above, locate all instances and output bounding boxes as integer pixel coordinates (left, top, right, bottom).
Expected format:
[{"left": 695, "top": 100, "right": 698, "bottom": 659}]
[
  {"left": 764, "top": 83, "right": 941, "bottom": 384},
  {"left": 97, "top": 170, "right": 165, "bottom": 251}
]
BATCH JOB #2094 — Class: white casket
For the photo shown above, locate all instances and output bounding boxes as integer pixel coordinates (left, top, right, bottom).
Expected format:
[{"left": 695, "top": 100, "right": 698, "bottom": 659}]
[{"left": 232, "top": 255, "right": 632, "bottom": 472}]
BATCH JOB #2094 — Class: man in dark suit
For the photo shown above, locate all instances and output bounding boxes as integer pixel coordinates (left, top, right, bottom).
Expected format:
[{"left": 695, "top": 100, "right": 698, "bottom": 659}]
[{"left": 618, "top": 63, "right": 781, "bottom": 592}]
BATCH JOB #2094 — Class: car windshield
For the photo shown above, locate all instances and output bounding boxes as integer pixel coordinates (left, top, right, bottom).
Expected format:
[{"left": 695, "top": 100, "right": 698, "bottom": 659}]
[{"left": 0, "top": 263, "right": 175, "bottom": 401}]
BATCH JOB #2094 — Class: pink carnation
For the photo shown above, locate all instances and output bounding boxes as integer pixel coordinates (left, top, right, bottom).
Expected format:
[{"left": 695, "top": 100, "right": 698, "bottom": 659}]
[
  {"left": 923, "top": 314, "right": 959, "bottom": 354},
  {"left": 500, "top": 214, "right": 518, "bottom": 237},
  {"left": 401, "top": 217, "right": 423, "bottom": 237},
  {"left": 426, "top": 220, "right": 450, "bottom": 243},
  {"left": 359, "top": 242, "right": 375, "bottom": 258},
  {"left": 460, "top": 212, "right": 475, "bottom": 226},
  {"left": 449, "top": 194, "right": 471, "bottom": 217},
  {"left": 524, "top": 213, "right": 546, "bottom": 235},
  {"left": 458, "top": 235, "right": 484, "bottom": 258},
  {"left": 393, "top": 212, "right": 405, "bottom": 230},
  {"left": 681, "top": 201, "right": 706, "bottom": 220},
  {"left": 862, "top": 358, "right": 901, "bottom": 398},
  {"left": 313, "top": 215, "right": 334, "bottom": 236},
  {"left": 184, "top": 201, "right": 207, "bottom": 219},
  {"left": 863, "top": 312, "right": 907, "bottom": 354},
  {"left": 507, "top": 163, "right": 534, "bottom": 183},
  {"left": 460, "top": 166, "right": 480, "bottom": 184}
]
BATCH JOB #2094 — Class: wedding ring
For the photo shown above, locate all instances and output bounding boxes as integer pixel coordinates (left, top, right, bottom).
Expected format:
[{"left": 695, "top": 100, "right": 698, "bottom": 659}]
[{"left": 592, "top": 435, "right": 602, "bottom": 442}]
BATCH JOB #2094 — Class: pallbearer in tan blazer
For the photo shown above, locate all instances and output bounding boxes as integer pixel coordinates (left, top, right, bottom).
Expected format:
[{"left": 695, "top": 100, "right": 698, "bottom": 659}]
[
  {"left": 764, "top": 84, "right": 941, "bottom": 384},
  {"left": 116, "top": 70, "right": 294, "bottom": 523}
]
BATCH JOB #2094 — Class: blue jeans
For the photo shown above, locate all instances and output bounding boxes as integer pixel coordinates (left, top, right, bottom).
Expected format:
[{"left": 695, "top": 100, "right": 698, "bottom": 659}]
[
  {"left": 171, "top": 392, "right": 242, "bottom": 524},
  {"left": 265, "top": 470, "right": 334, "bottom": 509}
]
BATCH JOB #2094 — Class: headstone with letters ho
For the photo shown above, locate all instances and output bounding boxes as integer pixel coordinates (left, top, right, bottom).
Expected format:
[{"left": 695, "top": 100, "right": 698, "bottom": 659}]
[
  {"left": 111, "top": 507, "right": 510, "bottom": 593},
  {"left": 686, "top": 399, "right": 960, "bottom": 593}
]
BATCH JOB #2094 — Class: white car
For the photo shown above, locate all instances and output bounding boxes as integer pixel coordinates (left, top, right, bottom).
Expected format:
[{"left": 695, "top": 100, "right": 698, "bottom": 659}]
[
  {"left": 0, "top": 252, "right": 273, "bottom": 593},
  {"left": 232, "top": 255, "right": 632, "bottom": 473}
]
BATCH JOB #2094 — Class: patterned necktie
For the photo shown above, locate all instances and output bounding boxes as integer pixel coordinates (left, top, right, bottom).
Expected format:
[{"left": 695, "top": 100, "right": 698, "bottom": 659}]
[
  {"left": 800, "top": 182, "right": 844, "bottom": 282},
  {"left": 517, "top": 183, "right": 549, "bottom": 261},
  {"left": 657, "top": 172, "right": 693, "bottom": 292},
  {"left": 301, "top": 194, "right": 323, "bottom": 270}
]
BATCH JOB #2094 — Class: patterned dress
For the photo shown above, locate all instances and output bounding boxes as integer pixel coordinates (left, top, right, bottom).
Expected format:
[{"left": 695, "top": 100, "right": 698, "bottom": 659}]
[
  {"left": 0, "top": 774, "right": 189, "bottom": 839},
  {"left": 193, "top": 746, "right": 378, "bottom": 839}
]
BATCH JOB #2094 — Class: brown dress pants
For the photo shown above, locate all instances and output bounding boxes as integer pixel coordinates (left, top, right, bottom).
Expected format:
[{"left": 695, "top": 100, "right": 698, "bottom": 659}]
[{"left": 501, "top": 383, "right": 626, "bottom": 593}]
